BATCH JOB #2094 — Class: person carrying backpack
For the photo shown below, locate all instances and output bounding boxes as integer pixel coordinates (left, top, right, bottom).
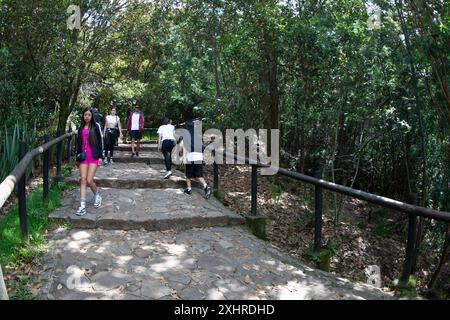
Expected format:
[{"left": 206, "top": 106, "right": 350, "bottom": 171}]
[{"left": 181, "top": 119, "right": 211, "bottom": 199}]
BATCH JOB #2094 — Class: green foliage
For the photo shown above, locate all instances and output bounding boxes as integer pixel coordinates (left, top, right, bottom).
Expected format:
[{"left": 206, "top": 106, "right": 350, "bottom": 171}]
[
  {"left": 0, "top": 182, "right": 68, "bottom": 267},
  {"left": 392, "top": 276, "right": 418, "bottom": 298},
  {"left": 305, "top": 243, "right": 337, "bottom": 272},
  {"left": 270, "top": 182, "right": 282, "bottom": 205},
  {"left": 374, "top": 223, "right": 394, "bottom": 237},
  {"left": 10, "top": 277, "right": 33, "bottom": 300},
  {"left": 61, "top": 164, "right": 73, "bottom": 177},
  {"left": 0, "top": 122, "right": 37, "bottom": 182}
]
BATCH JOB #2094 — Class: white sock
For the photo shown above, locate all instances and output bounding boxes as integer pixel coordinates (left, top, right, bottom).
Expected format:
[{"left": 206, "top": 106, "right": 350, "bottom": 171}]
[
  {"left": 80, "top": 198, "right": 86, "bottom": 208},
  {"left": 203, "top": 183, "right": 207, "bottom": 189}
]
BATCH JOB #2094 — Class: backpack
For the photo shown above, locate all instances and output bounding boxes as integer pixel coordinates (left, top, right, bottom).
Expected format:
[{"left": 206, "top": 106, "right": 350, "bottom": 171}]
[{"left": 93, "top": 111, "right": 104, "bottom": 130}]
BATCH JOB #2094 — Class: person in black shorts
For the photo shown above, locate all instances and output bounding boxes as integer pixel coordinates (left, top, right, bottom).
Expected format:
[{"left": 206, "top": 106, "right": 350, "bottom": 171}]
[
  {"left": 127, "top": 103, "right": 144, "bottom": 157},
  {"left": 182, "top": 119, "right": 211, "bottom": 199}
]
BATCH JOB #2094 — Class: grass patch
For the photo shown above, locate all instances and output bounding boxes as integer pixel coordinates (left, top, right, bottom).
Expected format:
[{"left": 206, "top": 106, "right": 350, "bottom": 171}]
[
  {"left": 0, "top": 181, "right": 71, "bottom": 267},
  {"left": 10, "top": 277, "right": 34, "bottom": 300},
  {"left": 374, "top": 223, "right": 394, "bottom": 237}
]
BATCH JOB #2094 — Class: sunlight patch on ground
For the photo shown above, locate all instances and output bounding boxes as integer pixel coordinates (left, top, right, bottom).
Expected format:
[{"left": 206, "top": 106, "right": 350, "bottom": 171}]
[
  {"left": 160, "top": 243, "right": 187, "bottom": 256},
  {"left": 150, "top": 256, "right": 181, "bottom": 272}
]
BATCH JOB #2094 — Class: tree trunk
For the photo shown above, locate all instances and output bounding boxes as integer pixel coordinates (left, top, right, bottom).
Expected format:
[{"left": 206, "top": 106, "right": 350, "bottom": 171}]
[
  {"left": 428, "top": 223, "right": 450, "bottom": 290},
  {"left": 57, "top": 65, "right": 84, "bottom": 134},
  {"left": 260, "top": 25, "right": 279, "bottom": 154}
]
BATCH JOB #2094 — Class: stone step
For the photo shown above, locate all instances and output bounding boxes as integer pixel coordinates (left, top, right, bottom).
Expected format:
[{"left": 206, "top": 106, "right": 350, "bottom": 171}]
[
  {"left": 37, "top": 227, "right": 396, "bottom": 300},
  {"left": 57, "top": 163, "right": 201, "bottom": 189},
  {"left": 49, "top": 188, "right": 244, "bottom": 231},
  {"left": 112, "top": 151, "right": 164, "bottom": 164},
  {"left": 115, "top": 144, "right": 158, "bottom": 152},
  {"left": 121, "top": 140, "right": 158, "bottom": 145}
]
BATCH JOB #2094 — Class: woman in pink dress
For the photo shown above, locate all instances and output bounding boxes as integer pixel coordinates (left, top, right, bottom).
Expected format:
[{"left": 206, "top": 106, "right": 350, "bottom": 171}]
[{"left": 75, "top": 108, "right": 104, "bottom": 216}]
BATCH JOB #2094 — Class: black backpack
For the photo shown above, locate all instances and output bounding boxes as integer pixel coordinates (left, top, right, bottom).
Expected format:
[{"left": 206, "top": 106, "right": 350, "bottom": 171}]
[{"left": 93, "top": 111, "right": 104, "bottom": 129}]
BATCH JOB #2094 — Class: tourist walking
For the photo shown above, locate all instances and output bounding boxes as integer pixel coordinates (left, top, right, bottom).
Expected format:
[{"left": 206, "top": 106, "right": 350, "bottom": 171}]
[
  {"left": 157, "top": 117, "right": 176, "bottom": 179},
  {"left": 103, "top": 106, "right": 123, "bottom": 164},
  {"left": 75, "top": 108, "right": 104, "bottom": 216},
  {"left": 127, "top": 102, "right": 144, "bottom": 157},
  {"left": 181, "top": 119, "right": 211, "bottom": 199}
]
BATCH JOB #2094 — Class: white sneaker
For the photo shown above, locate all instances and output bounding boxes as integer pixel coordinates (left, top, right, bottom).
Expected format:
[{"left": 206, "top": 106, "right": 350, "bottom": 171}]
[
  {"left": 103, "top": 159, "right": 108, "bottom": 165},
  {"left": 94, "top": 194, "right": 102, "bottom": 208},
  {"left": 75, "top": 206, "right": 86, "bottom": 216},
  {"left": 164, "top": 171, "right": 172, "bottom": 179},
  {"left": 109, "top": 159, "right": 114, "bottom": 164}
]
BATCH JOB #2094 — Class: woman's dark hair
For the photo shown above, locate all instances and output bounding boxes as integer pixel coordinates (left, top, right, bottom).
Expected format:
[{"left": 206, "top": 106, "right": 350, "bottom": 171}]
[
  {"left": 79, "top": 108, "right": 99, "bottom": 147},
  {"left": 162, "top": 117, "right": 170, "bottom": 125},
  {"left": 185, "top": 119, "right": 194, "bottom": 128}
]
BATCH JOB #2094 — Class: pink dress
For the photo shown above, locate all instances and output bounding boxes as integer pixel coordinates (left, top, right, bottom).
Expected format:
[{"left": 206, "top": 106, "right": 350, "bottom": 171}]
[{"left": 79, "top": 128, "right": 101, "bottom": 165}]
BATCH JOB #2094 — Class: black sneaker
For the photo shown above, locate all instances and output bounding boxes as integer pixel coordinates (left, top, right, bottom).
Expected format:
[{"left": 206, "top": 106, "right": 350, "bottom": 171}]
[
  {"left": 183, "top": 188, "right": 192, "bottom": 195},
  {"left": 204, "top": 186, "right": 211, "bottom": 199},
  {"left": 131, "top": 153, "right": 135, "bottom": 158},
  {"left": 136, "top": 152, "right": 139, "bottom": 157}
]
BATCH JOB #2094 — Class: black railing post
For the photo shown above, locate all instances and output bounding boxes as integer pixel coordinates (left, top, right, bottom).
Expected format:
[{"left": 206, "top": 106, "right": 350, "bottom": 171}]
[
  {"left": 251, "top": 164, "right": 258, "bottom": 216},
  {"left": 213, "top": 148, "right": 219, "bottom": 190},
  {"left": 314, "top": 168, "right": 323, "bottom": 252},
  {"left": 67, "top": 127, "right": 72, "bottom": 162},
  {"left": 18, "top": 141, "right": 28, "bottom": 242},
  {"left": 210, "top": 137, "right": 219, "bottom": 190},
  {"left": 43, "top": 135, "right": 50, "bottom": 200},
  {"left": 56, "top": 130, "right": 62, "bottom": 176},
  {"left": 400, "top": 213, "right": 418, "bottom": 284}
]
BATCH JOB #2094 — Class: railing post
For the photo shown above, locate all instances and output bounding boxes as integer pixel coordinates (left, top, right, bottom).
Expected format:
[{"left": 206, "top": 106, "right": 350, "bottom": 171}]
[
  {"left": 213, "top": 161, "right": 219, "bottom": 190},
  {"left": 251, "top": 164, "right": 258, "bottom": 216},
  {"left": 400, "top": 213, "right": 418, "bottom": 285},
  {"left": 43, "top": 135, "right": 50, "bottom": 200},
  {"left": 67, "top": 127, "right": 72, "bottom": 162},
  {"left": 18, "top": 141, "right": 28, "bottom": 243},
  {"left": 213, "top": 144, "right": 219, "bottom": 189},
  {"left": 210, "top": 137, "right": 219, "bottom": 190},
  {"left": 314, "top": 168, "right": 323, "bottom": 252},
  {"left": 56, "top": 130, "right": 62, "bottom": 176}
]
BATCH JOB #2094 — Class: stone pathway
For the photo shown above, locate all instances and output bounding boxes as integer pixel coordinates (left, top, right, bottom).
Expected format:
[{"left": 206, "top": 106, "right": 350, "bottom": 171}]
[
  {"left": 36, "top": 148, "right": 396, "bottom": 300},
  {"left": 37, "top": 227, "right": 393, "bottom": 300},
  {"left": 115, "top": 143, "right": 158, "bottom": 152},
  {"left": 49, "top": 188, "right": 244, "bottom": 231},
  {"left": 60, "top": 163, "right": 192, "bottom": 189}
]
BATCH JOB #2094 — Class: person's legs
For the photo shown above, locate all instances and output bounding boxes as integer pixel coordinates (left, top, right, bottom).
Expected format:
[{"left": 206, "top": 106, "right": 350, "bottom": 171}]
[
  {"left": 184, "top": 163, "right": 193, "bottom": 194},
  {"left": 86, "top": 164, "right": 98, "bottom": 194},
  {"left": 136, "top": 138, "right": 140, "bottom": 156},
  {"left": 194, "top": 164, "right": 211, "bottom": 199},
  {"left": 162, "top": 140, "right": 173, "bottom": 173},
  {"left": 87, "top": 164, "right": 102, "bottom": 208},
  {"left": 104, "top": 141, "right": 111, "bottom": 164},
  {"left": 77, "top": 164, "right": 88, "bottom": 215},
  {"left": 109, "top": 134, "right": 115, "bottom": 163},
  {"left": 131, "top": 137, "right": 136, "bottom": 155}
]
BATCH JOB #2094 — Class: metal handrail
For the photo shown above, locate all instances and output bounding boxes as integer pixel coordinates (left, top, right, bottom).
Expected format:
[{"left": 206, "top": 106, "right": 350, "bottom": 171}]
[
  {"left": 221, "top": 150, "right": 450, "bottom": 222},
  {"left": 213, "top": 144, "right": 450, "bottom": 284}
]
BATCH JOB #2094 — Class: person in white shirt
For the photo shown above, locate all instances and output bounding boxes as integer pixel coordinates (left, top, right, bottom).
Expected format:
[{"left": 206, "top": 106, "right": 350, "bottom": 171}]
[
  {"left": 103, "top": 107, "right": 123, "bottom": 164},
  {"left": 127, "top": 103, "right": 144, "bottom": 157},
  {"left": 157, "top": 117, "right": 176, "bottom": 179}
]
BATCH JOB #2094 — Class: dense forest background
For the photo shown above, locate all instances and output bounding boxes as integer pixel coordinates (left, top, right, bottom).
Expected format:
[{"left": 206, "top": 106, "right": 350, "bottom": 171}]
[{"left": 0, "top": 0, "right": 449, "bottom": 296}]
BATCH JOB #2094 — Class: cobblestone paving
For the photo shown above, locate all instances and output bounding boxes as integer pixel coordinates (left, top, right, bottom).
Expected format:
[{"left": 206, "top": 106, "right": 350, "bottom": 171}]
[{"left": 36, "top": 227, "right": 394, "bottom": 300}]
